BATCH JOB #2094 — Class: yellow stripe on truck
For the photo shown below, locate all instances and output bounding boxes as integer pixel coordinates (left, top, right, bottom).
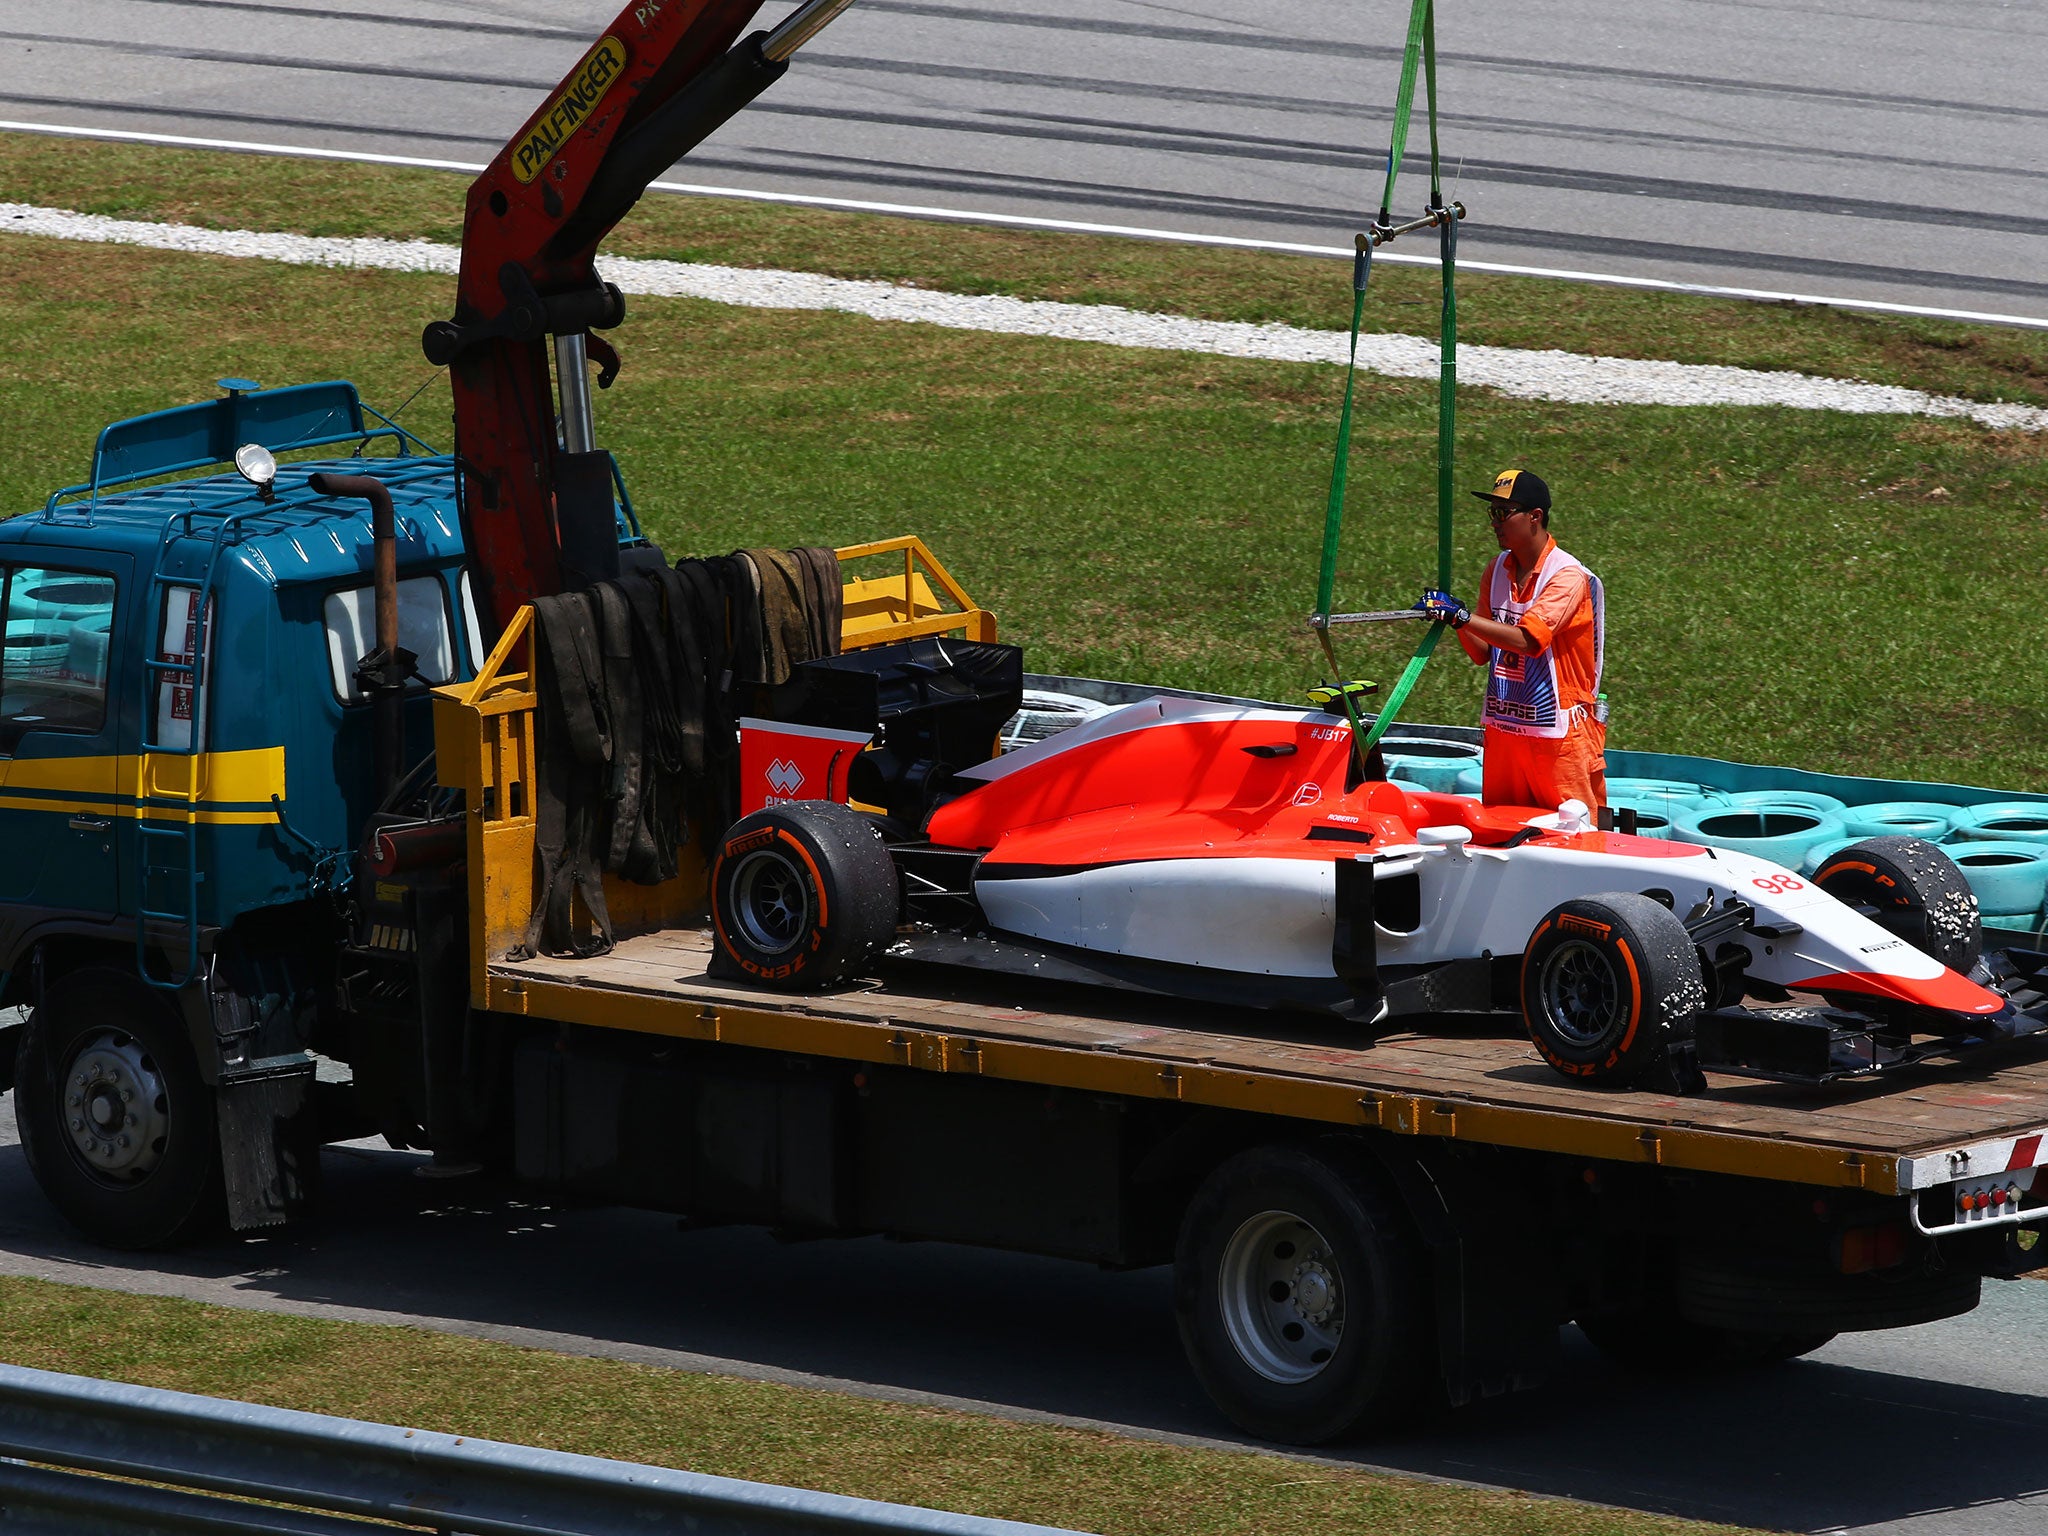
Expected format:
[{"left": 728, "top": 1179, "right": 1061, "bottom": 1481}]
[
  {"left": 128, "top": 746, "right": 286, "bottom": 804},
  {"left": 0, "top": 748, "right": 287, "bottom": 824}
]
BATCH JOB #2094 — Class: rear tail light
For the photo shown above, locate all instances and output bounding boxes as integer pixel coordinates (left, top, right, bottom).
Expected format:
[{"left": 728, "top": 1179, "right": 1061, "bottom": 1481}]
[{"left": 1840, "top": 1222, "right": 1909, "bottom": 1274}]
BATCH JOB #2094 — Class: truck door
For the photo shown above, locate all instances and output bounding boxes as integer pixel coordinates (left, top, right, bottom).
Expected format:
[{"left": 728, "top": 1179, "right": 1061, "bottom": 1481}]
[{"left": 0, "top": 556, "right": 129, "bottom": 916}]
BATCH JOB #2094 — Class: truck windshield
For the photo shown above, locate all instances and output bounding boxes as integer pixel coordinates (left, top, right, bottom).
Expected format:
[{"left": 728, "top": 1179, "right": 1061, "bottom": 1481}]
[{"left": 322, "top": 577, "right": 458, "bottom": 702}]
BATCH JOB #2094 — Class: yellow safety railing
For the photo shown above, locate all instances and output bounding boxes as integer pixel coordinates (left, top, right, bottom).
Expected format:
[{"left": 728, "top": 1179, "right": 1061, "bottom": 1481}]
[
  {"left": 836, "top": 535, "right": 996, "bottom": 647},
  {"left": 432, "top": 605, "right": 538, "bottom": 997}
]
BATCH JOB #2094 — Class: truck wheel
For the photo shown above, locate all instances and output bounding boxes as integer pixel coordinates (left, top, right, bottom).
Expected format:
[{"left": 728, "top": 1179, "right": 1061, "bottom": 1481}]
[
  {"left": 1578, "top": 1312, "right": 1835, "bottom": 1373},
  {"left": 1812, "top": 836, "right": 1980, "bottom": 973},
  {"left": 13, "top": 968, "right": 223, "bottom": 1249},
  {"left": 1174, "top": 1143, "right": 1429, "bottom": 1444},
  {"left": 1521, "top": 893, "right": 1706, "bottom": 1087},
  {"left": 711, "top": 802, "right": 898, "bottom": 988}
]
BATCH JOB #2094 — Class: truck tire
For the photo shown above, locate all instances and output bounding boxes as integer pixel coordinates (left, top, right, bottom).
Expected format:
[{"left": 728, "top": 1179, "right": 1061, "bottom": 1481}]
[
  {"left": 1676, "top": 1254, "right": 1978, "bottom": 1333},
  {"left": 13, "top": 968, "right": 223, "bottom": 1249},
  {"left": 1577, "top": 1312, "right": 1835, "bottom": 1373},
  {"left": 1520, "top": 893, "right": 1706, "bottom": 1087},
  {"left": 1812, "top": 836, "right": 1980, "bottom": 973},
  {"left": 711, "top": 802, "right": 898, "bottom": 988},
  {"left": 1174, "top": 1143, "right": 1429, "bottom": 1445}
]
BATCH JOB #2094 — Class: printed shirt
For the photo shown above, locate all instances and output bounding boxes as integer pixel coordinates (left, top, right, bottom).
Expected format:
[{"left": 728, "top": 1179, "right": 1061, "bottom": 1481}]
[{"left": 1456, "top": 537, "right": 1602, "bottom": 713}]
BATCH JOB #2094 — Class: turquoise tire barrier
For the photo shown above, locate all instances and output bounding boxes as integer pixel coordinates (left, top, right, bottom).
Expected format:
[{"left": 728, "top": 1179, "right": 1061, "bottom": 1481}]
[
  {"left": 1950, "top": 802, "right": 2048, "bottom": 846},
  {"left": 1606, "top": 799, "right": 1676, "bottom": 839},
  {"left": 1454, "top": 764, "right": 1484, "bottom": 797},
  {"left": 1800, "top": 836, "right": 1863, "bottom": 875},
  {"left": 1675, "top": 806, "right": 1849, "bottom": 869},
  {"left": 1942, "top": 840, "right": 2048, "bottom": 919},
  {"left": 1378, "top": 737, "right": 1483, "bottom": 794},
  {"left": 1607, "top": 778, "right": 1727, "bottom": 812},
  {"left": 1839, "top": 801, "right": 1963, "bottom": 841},
  {"left": 1727, "top": 789, "right": 1850, "bottom": 818},
  {"left": 1382, "top": 757, "right": 1465, "bottom": 793}
]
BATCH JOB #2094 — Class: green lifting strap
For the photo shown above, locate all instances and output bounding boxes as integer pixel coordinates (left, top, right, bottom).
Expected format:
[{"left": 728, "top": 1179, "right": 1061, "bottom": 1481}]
[{"left": 1311, "top": 0, "right": 1458, "bottom": 769}]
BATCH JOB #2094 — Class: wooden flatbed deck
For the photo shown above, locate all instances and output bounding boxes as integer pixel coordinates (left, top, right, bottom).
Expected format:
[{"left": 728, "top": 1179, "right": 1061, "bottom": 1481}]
[{"left": 487, "top": 930, "right": 2048, "bottom": 1198}]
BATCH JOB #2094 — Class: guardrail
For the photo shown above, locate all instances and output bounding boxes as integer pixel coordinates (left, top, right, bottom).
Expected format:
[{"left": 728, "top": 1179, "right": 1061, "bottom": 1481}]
[{"left": 0, "top": 1363, "right": 1091, "bottom": 1536}]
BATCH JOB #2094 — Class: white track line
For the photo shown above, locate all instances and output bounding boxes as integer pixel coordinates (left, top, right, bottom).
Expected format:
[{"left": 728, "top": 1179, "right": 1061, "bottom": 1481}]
[
  {"left": 4, "top": 202, "right": 2041, "bottom": 431},
  {"left": 8, "top": 118, "right": 2047, "bottom": 334}
]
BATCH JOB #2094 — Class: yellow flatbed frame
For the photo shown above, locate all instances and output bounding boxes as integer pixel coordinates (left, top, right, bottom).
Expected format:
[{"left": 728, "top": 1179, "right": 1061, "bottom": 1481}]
[{"left": 486, "top": 927, "right": 2048, "bottom": 1199}]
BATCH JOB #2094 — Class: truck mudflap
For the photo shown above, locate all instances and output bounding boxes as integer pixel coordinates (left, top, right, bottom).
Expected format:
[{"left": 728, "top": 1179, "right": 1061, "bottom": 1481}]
[
  {"left": 216, "top": 1053, "right": 318, "bottom": 1231},
  {"left": 1371, "top": 1143, "right": 1560, "bottom": 1407},
  {"left": 200, "top": 944, "right": 325, "bottom": 1231}
]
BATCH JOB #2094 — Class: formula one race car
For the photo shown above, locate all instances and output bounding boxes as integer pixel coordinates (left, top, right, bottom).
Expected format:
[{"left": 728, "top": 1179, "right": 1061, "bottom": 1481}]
[{"left": 709, "top": 639, "right": 2048, "bottom": 1093}]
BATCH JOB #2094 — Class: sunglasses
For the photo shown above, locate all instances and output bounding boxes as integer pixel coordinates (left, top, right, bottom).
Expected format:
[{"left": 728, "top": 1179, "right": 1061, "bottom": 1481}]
[{"left": 1487, "top": 504, "right": 1533, "bottom": 523}]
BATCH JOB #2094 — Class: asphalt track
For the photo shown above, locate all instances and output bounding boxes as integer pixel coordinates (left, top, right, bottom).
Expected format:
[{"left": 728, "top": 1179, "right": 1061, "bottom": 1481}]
[
  {"left": 1, "top": 0, "right": 2044, "bottom": 324},
  {"left": 0, "top": 1107, "right": 2041, "bottom": 1536}
]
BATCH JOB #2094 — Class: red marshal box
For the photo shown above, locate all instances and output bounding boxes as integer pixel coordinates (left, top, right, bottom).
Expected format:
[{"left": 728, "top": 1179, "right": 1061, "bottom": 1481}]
[{"left": 737, "top": 717, "right": 875, "bottom": 816}]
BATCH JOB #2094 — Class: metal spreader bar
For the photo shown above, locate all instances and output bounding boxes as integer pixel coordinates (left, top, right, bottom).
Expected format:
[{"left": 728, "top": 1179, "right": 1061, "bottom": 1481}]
[
  {"left": 1309, "top": 609, "right": 1430, "bottom": 628},
  {"left": 1362, "top": 200, "right": 1465, "bottom": 250}
]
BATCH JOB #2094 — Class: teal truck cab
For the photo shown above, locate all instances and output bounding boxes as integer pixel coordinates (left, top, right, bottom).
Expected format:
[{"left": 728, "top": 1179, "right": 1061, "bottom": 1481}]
[
  {"left": 0, "top": 380, "right": 506, "bottom": 1243},
  {"left": 0, "top": 0, "right": 870, "bottom": 1252}
]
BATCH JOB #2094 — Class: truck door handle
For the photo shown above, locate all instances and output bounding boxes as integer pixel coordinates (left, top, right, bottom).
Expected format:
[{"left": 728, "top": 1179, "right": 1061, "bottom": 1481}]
[{"left": 69, "top": 816, "right": 112, "bottom": 832}]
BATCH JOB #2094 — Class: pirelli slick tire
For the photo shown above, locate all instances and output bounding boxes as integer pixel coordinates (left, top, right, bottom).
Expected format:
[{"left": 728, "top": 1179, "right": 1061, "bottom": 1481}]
[
  {"left": 1812, "top": 835, "right": 1981, "bottom": 973},
  {"left": 711, "top": 802, "right": 898, "bottom": 989},
  {"left": 14, "top": 967, "right": 223, "bottom": 1250},
  {"left": 1174, "top": 1143, "right": 1431, "bottom": 1445},
  {"left": 1521, "top": 893, "right": 1706, "bottom": 1088}
]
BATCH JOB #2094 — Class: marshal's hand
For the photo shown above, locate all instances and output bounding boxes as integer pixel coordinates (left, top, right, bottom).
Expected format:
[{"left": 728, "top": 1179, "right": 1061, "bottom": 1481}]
[{"left": 1414, "top": 589, "right": 1471, "bottom": 628}]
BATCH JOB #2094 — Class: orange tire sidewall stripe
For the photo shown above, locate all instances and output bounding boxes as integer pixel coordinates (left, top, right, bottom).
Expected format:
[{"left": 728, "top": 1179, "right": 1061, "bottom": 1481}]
[
  {"left": 1611, "top": 934, "right": 1643, "bottom": 1058},
  {"left": 709, "top": 842, "right": 738, "bottom": 954}
]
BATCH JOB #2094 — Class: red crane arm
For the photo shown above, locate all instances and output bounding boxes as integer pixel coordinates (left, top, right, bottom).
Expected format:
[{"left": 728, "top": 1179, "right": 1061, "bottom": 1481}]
[{"left": 424, "top": 0, "right": 852, "bottom": 637}]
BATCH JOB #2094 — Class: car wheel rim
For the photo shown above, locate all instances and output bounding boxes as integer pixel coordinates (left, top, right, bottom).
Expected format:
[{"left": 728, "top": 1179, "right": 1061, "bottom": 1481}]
[
  {"left": 59, "top": 1029, "right": 172, "bottom": 1186},
  {"left": 1218, "top": 1209, "right": 1345, "bottom": 1384},
  {"left": 1540, "top": 938, "right": 1624, "bottom": 1047},
  {"left": 730, "top": 848, "right": 810, "bottom": 956}
]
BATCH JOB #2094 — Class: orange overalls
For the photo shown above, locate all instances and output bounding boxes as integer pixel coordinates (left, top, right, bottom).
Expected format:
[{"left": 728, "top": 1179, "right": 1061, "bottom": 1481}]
[{"left": 1456, "top": 537, "right": 1607, "bottom": 812}]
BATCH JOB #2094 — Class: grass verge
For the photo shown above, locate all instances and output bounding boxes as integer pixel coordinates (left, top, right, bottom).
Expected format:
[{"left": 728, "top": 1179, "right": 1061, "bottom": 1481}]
[
  {"left": 0, "top": 235, "right": 2044, "bottom": 788},
  {"left": 0, "top": 1274, "right": 1750, "bottom": 1536},
  {"left": 6, "top": 134, "right": 2048, "bottom": 406}
]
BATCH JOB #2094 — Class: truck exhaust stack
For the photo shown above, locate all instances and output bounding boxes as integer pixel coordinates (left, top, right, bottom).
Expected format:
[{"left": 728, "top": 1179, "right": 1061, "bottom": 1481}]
[{"left": 309, "top": 471, "right": 411, "bottom": 807}]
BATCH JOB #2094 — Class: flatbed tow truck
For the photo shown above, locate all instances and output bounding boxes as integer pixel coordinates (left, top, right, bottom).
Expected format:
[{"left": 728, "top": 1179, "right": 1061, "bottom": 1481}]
[
  {"left": 0, "top": 0, "right": 2042, "bottom": 1448},
  {"left": 435, "top": 614, "right": 2048, "bottom": 1442}
]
